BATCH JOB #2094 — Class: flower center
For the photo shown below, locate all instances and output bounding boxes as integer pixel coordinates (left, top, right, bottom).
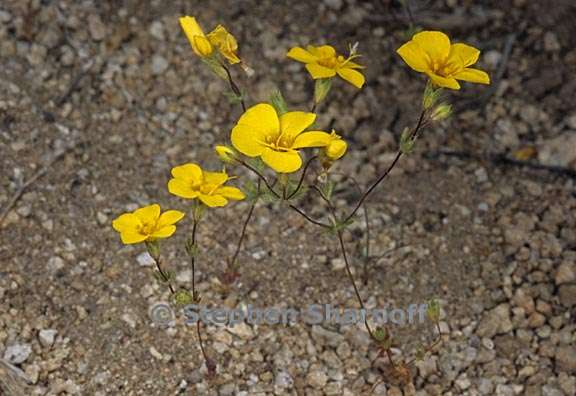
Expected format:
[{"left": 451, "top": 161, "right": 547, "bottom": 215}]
[
  {"left": 431, "top": 59, "right": 461, "bottom": 78},
  {"left": 139, "top": 222, "right": 155, "bottom": 236},
  {"left": 262, "top": 134, "right": 293, "bottom": 152},
  {"left": 317, "top": 56, "right": 339, "bottom": 69},
  {"left": 200, "top": 183, "right": 219, "bottom": 195}
]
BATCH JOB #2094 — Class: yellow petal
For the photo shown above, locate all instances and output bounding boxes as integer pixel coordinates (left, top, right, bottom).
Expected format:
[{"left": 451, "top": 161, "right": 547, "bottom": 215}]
[
  {"left": 216, "top": 186, "right": 245, "bottom": 200},
  {"left": 168, "top": 179, "right": 199, "bottom": 199},
  {"left": 120, "top": 231, "right": 148, "bottom": 245},
  {"left": 157, "top": 210, "right": 185, "bottom": 228},
  {"left": 179, "top": 16, "right": 213, "bottom": 57},
  {"left": 292, "top": 131, "right": 333, "bottom": 149},
  {"left": 192, "top": 36, "right": 213, "bottom": 57},
  {"left": 232, "top": 103, "right": 279, "bottom": 156},
  {"left": 426, "top": 72, "right": 461, "bottom": 90},
  {"left": 207, "top": 25, "right": 240, "bottom": 64},
  {"left": 396, "top": 40, "right": 431, "bottom": 72},
  {"left": 448, "top": 43, "right": 480, "bottom": 68},
  {"left": 179, "top": 16, "right": 204, "bottom": 38},
  {"left": 171, "top": 163, "right": 203, "bottom": 183},
  {"left": 150, "top": 225, "right": 177, "bottom": 239},
  {"left": 203, "top": 171, "right": 228, "bottom": 186},
  {"left": 454, "top": 68, "right": 490, "bottom": 85},
  {"left": 305, "top": 63, "right": 337, "bottom": 79},
  {"left": 279, "top": 111, "right": 316, "bottom": 140},
  {"left": 337, "top": 67, "right": 365, "bottom": 88},
  {"left": 133, "top": 204, "right": 161, "bottom": 225},
  {"left": 412, "top": 31, "right": 451, "bottom": 62},
  {"left": 326, "top": 139, "right": 347, "bottom": 160},
  {"left": 199, "top": 194, "right": 228, "bottom": 207},
  {"left": 307, "top": 45, "right": 336, "bottom": 58},
  {"left": 112, "top": 213, "right": 140, "bottom": 233},
  {"left": 287, "top": 47, "right": 317, "bottom": 63},
  {"left": 261, "top": 148, "right": 302, "bottom": 173}
]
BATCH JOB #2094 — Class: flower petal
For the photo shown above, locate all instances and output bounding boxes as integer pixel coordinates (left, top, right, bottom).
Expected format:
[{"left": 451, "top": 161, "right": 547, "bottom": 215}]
[
  {"left": 326, "top": 139, "right": 347, "bottom": 160},
  {"left": 448, "top": 43, "right": 480, "bottom": 68},
  {"left": 157, "top": 210, "right": 185, "bottom": 228},
  {"left": 207, "top": 24, "right": 240, "bottom": 64},
  {"left": 261, "top": 148, "right": 302, "bottom": 173},
  {"left": 279, "top": 111, "right": 316, "bottom": 140},
  {"left": 112, "top": 213, "right": 140, "bottom": 233},
  {"left": 203, "top": 171, "right": 228, "bottom": 186},
  {"left": 171, "top": 163, "right": 203, "bottom": 183},
  {"left": 216, "top": 186, "right": 245, "bottom": 200},
  {"left": 426, "top": 72, "right": 461, "bottom": 90},
  {"left": 305, "top": 63, "right": 337, "bottom": 79},
  {"left": 168, "top": 179, "right": 199, "bottom": 199},
  {"left": 133, "top": 204, "right": 161, "bottom": 225},
  {"left": 120, "top": 231, "right": 148, "bottom": 245},
  {"left": 292, "top": 131, "right": 333, "bottom": 149},
  {"left": 337, "top": 67, "right": 365, "bottom": 88},
  {"left": 199, "top": 194, "right": 228, "bottom": 207},
  {"left": 412, "top": 31, "right": 451, "bottom": 62},
  {"left": 192, "top": 36, "right": 213, "bottom": 57},
  {"left": 307, "top": 45, "right": 336, "bottom": 58},
  {"left": 150, "top": 225, "right": 177, "bottom": 239},
  {"left": 396, "top": 40, "right": 431, "bottom": 72},
  {"left": 287, "top": 47, "right": 317, "bottom": 63},
  {"left": 232, "top": 103, "right": 279, "bottom": 157},
  {"left": 454, "top": 68, "right": 490, "bottom": 85},
  {"left": 180, "top": 16, "right": 212, "bottom": 56}
]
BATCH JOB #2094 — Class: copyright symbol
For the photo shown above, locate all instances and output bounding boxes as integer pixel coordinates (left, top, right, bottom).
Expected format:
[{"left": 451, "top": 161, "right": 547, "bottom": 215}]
[{"left": 149, "top": 302, "right": 174, "bottom": 326}]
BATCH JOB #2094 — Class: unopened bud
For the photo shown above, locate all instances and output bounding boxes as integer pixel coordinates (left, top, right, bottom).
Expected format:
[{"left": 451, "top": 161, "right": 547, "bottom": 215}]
[
  {"left": 215, "top": 145, "right": 237, "bottom": 164},
  {"left": 430, "top": 103, "right": 452, "bottom": 122},
  {"left": 423, "top": 83, "right": 442, "bottom": 109}
]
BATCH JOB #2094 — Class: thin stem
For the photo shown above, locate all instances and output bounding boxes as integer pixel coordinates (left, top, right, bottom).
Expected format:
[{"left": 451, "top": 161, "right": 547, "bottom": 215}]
[
  {"left": 310, "top": 184, "right": 374, "bottom": 338},
  {"left": 336, "top": 227, "right": 374, "bottom": 339},
  {"left": 288, "top": 204, "right": 331, "bottom": 229},
  {"left": 344, "top": 109, "right": 426, "bottom": 223},
  {"left": 222, "top": 62, "right": 246, "bottom": 112},
  {"left": 190, "top": 215, "right": 199, "bottom": 298},
  {"left": 154, "top": 257, "right": 175, "bottom": 294},
  {"left": 287, "top": 155, "right": 317, "bottom": 200},
  {"left": 239, "top": 160, "right": 279, "bottom": 198},
  {"left": 229, "top": 179, "right": 261, "bottom": 270},
  {"left": 196, "top": 320, "right": 215, "bottom": 376}
]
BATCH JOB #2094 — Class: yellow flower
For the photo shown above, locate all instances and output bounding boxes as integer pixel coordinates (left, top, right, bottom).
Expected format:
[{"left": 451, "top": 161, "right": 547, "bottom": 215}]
[
  {"left": 231, "top": 103, "right": 334, "bottom": 173},
  {"left": 324, "top": 131, "right": 347, "bottom": 160},
  {"left": 168, "top": 163, "right": 245, "bottom": 207},
  {"left": 287, "top": 45, "right": 365, "bottom": 88},
  {"left": 179, "top": 16, "right": 213, "bottom": 57},
  {"left": 397, "top": 31, "right": 490, "bottom": 90},
  {"left": 112, "top": 204, "right": 184, "bottom": 245},
  {"left": 207, "top": 25, "right": 241, "bottom": 64}
]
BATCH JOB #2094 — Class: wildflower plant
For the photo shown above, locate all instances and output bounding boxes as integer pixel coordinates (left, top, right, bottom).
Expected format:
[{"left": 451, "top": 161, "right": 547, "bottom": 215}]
[{"left": 112, "top": 16, "right": 490, "bottom": 386}]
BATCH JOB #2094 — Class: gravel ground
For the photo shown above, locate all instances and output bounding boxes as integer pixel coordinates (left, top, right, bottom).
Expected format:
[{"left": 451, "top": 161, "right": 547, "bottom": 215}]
[{"left": 1, "top": 0, "right": 575, "bottom": 395}]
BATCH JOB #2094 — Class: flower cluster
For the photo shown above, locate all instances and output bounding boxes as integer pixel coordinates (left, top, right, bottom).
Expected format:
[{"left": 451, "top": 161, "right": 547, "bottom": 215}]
[{"left": 110, "top": 16, "right": 491, "bottom": 381}]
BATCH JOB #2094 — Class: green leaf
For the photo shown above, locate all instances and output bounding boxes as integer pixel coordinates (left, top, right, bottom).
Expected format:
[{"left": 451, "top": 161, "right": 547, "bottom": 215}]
[
  {"left": 400, "top": 127, "right": 415, "bottom": 154},
  {"left": 270, "top": 89, "right": 289, "bottom": 115},
  {"left": 314, "top": 78, "right": 332, "bottom": 105}
]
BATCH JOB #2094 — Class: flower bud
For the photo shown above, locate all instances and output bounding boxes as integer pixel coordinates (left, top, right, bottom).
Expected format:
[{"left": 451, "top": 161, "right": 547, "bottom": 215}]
[
  {"left": 430, "top": 103, "right": 452, "bottom": 122},
  {"left": 325, "top": 138, "right": 347, "bottom": 160},
  {"left": 215, "top": 145, "right": 237, "bottom": 164}
]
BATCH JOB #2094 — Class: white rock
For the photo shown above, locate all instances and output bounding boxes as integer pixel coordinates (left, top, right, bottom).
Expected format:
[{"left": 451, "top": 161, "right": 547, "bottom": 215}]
[
  {"left": 137, "top": 252, "right": 154, "bottom": 267},
  {"left": 39, "top": 329, "right": 58, "bottom": 348},
  {"left": 151, "top": 55, "right": 169, "bottom": 75},
  {"left": 4, "top": 343, "right": 32, "bottom": 364}
]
